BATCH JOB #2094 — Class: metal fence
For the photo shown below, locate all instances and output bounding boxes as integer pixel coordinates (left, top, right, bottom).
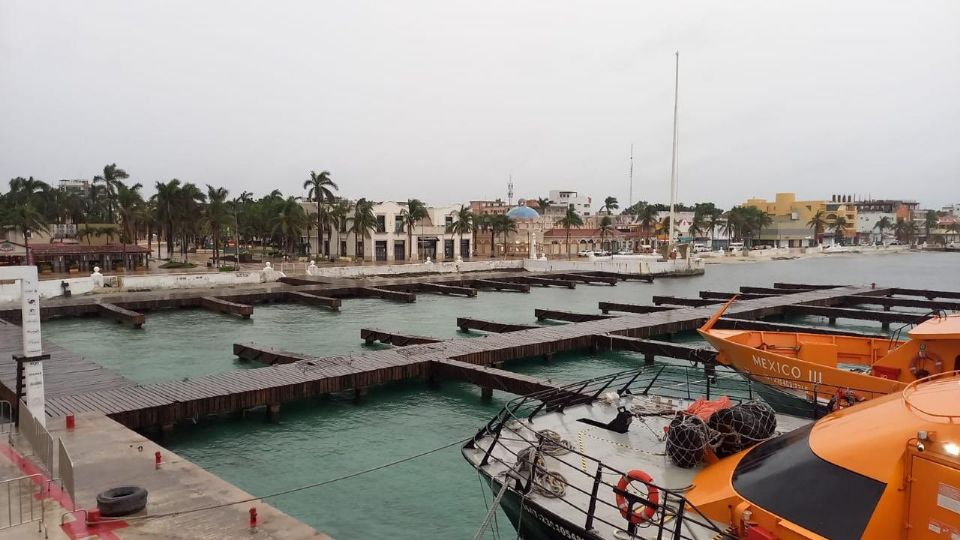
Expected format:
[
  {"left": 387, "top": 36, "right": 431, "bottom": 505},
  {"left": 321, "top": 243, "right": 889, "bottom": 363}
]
[
  {"left": 17, "top": 406, "right": 54, "bottom": 477},
  {"left": 0, "top": 402, "right": 12, "bottom": 436},
  {"left": 0, "top": 474, "right": 44, "bottom": 531},
  {"left": 58, "top": 440, "right": 75, "bottom": 510}
]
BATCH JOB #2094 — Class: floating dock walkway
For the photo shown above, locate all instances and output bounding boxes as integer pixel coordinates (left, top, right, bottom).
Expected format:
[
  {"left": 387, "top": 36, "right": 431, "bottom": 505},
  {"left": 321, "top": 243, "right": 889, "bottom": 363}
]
[{"left": 13, "top": 280, "right": 953, "bottom": 433}]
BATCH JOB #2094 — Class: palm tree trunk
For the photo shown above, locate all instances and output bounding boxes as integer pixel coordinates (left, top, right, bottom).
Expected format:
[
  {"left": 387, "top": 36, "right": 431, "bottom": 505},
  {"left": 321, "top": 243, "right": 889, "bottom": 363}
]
[{"left": 565, "top": 227, "right": 571, "bottom": 259}]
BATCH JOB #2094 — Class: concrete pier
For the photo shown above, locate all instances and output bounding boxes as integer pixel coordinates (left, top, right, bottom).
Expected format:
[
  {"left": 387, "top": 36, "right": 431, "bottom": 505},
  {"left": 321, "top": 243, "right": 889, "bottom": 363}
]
[{"left": 0, "top": 413, "right": 328, "bottom": 539}]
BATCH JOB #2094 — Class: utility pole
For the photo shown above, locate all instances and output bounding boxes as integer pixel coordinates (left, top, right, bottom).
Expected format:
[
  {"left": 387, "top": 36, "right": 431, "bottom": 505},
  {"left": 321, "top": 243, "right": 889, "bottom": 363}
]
[{"left": 508, "top": 175, "right": 514, "bottom": 206}]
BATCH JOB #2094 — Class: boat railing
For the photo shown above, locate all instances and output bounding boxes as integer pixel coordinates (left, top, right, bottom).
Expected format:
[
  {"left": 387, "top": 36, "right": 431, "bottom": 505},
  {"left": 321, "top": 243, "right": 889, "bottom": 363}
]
[{"left": 470, "top": 365, "right": 899, "bottom": 538}]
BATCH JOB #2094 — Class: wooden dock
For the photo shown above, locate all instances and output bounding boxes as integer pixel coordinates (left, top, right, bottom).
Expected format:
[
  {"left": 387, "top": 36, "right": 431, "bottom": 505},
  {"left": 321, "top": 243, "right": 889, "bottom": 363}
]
[
  {"left": 5, "top": 277, "right": 958, "bottom": 435},
  {"left": 32, "top": 283, "right": 916, "bottom": 432}
]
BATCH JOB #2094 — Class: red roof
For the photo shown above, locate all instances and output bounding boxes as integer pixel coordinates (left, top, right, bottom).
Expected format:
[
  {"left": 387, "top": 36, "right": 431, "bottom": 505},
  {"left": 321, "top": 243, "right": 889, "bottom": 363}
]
[{"left": 30, "top": 243, "right": 150, "bottom": 255}]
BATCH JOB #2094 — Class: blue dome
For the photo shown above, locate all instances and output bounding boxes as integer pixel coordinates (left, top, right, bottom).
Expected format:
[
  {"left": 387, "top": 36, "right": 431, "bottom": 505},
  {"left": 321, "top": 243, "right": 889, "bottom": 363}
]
[{"left": 506, "top": 205, "right": 540, "bottom": 220}]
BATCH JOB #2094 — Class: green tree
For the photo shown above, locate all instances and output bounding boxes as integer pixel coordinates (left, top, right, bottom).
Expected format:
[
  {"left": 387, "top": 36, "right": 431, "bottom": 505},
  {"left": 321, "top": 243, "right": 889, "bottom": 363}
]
[
  {"left": 832, "top": 215, "right": 849, "bottom": 246},
  {"left": 873, "top": 216, "right": 893, "bottom": 243},
  {"left": 152, "top": 179, "right": 182, "bottom": 258},
  {"left": 329, "top": 198, "right": 353, "bottom": 259},
  {"left": 446, "top": 205, "right": 474, "bottom": 257},
  {"left": 535, "top": 198, "right": 552, "bottom": 215},
  {"left": 599, "top": 215, "right": 614, "bottom": 251},
  {"left": 204, "top": 185, "right": 232, "bottom": 266},
  {"left": 602, "top": 196, "right": 619, "bottom": 215},
  {"left": 491, "top": 214, "right": 517, "bottom": 258},
  {"left": 271, "top": 196, "right": 308, "bottom": 256},
  {"left": 634, "top": 203, "right": 659, "bottom": 243},
  {"left": 115, "top": 182, "right": 145, "bottom": 268},
  {"left": 924, "top": 210, "right": 940, "bottom": 240},
  {"left": 554, "top": 204, "right": 584, "bottom": 258},
  {"left": 92, "top": 163, "right": 129, "bottom": 223},
  {"left": 231, "top": 191, "right": 253, "bottom": 263},
  {"left": 806, "top": 210, "right": 828, "bottom": 245},
  {"left": 400, "top": 199, "right": 428, "bottom": 261},
  {"left": 1, "top": 202, "right": 48, "bottom": 265},
  {"left": 349, "top": 198, "right": 377, "bottom": 261},
  {"left": 303, "top": 171, "right": 339, "bottom": 258}
]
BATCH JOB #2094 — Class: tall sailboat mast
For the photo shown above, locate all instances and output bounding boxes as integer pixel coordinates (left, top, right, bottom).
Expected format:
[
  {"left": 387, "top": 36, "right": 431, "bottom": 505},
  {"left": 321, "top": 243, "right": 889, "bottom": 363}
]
[
  {"left": 628, "top": 143, "right": 634, "bottom": 209},
  {"left": 668, "top": 51, "right": 680, "bottom": 251}
]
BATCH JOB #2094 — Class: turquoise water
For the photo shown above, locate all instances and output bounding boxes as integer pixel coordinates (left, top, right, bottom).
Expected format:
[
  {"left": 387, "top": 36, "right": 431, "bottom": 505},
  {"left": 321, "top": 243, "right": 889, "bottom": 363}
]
[{"left": 43, "top": 252, "right": 960, "bottom": 538}]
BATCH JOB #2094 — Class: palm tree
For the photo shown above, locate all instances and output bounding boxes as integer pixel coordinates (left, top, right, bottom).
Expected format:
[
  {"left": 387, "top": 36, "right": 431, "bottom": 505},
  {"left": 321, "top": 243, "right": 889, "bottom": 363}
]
[
  {"left": 554, "top": 204, "right": 584, "bottom": 258},
  {"left": 634, "top": 203, "right": 659, "bottom": 244},
  {"left": 894, "top": 218, "right": 918, "bottom": 244},
  {"left": 349, "top": 198, "right": 377, "bottom": 262},
  {"left": 329, "top": 198, "right": 353, "bottom": 259},
  {"left": 832, "top": 216, "right": 849, "bottom": 246},
  {"left": 744, "top": 206, "right": 772, "bottom": 248},
  {"left": 205, "top": 185, "right": 232, "bottom": 267},
  {"left": 302, "top": 171, "right": 339, "bottom": 257},
  {"left": 491, "top": 214, "right": 517, "bottom": 258},
  {"left": 271, "top": 196, "right": 308, "bottom": 256},
  {"left": 924, "top": 210, "right": 940, "bottom": 241},
  {"left": 231, "top": 191, "right": 253, "bottom": 264},
  {"left": 446, "top": 205, "right": 474, "bottom": 258},
  {"left": 115, "top": 183, "right": 145, "bottom": 268},
  {"left": 873, "top": 216, "right": 893, "bottom": 243},
  {"left": 602, "top": 196, "right": 619, "bottom": 216},
  {"left": 92, "top": 163, "right": 129, "bottom": 223},
  {"left": 472, "top": 213, "right": 491, "bottom": 257},
  {"left": 400, "top": 199, "right": 428, "bottom": 261},
  {"left": 1, "top": 202, "right": 48, "bottom": 265},
  {"left": 535, "top": 198, "right": 552, "bottom": 215},
  {"left": 152, "top": 179, "right": 182, "bottom": 258},
  {"left": 175, "top": 183, "right": 206, "bottom": 260},
  {"left": 807, "top": 210, "right": 828, "bottom": 245},
  {"left": 599, "top": 215, "right": 614, "bottom": 251}
]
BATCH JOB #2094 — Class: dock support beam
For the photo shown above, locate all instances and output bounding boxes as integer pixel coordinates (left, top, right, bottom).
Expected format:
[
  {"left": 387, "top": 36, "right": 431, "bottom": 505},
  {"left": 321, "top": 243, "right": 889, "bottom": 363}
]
[
  {"left": 354, "top": 387, "right": 368, "bottom": 403},
  {"left": 267, "top": 403, "right": 281, "bottom": 423},
  {"left": 481, "top": 387, "right": 493, "bottom": 400}
]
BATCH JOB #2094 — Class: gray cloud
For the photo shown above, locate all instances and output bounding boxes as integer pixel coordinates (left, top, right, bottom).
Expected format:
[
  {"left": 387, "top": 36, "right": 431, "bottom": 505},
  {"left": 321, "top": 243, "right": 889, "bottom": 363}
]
[{"left": 2, "top": 0, "right": 958, "bottom": 208}]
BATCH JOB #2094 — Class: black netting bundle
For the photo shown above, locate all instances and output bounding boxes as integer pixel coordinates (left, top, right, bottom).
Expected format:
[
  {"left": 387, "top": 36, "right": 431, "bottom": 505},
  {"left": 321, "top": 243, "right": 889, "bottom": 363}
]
[
  {"left": 707, "top": 408, "right": 743, "bottom": 457},
  {"left": 738, "top": 401, "right": 777, "bottom": 440},
  {"left": 666, "top": 413, "right": 708, "bottom": 468}
]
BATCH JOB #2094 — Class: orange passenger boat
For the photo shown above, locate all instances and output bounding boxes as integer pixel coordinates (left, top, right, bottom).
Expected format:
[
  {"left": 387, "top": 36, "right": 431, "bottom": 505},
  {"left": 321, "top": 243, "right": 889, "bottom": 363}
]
[
  {"left": 698, "top": 298, "right": 960, "bottom": 415},
  {"left": 687, "top": 372, "right": 960, "bottom": 539}
]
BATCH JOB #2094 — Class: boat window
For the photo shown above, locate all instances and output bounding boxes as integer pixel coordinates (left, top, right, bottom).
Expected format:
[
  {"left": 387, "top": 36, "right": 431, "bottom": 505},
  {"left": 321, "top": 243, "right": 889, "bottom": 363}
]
[{"left": 732, "top": 424, "right": 886, "bottom": 539}]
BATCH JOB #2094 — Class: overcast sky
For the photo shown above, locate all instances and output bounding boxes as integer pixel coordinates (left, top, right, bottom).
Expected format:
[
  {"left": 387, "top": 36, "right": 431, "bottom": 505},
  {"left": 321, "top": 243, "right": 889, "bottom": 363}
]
[{"left": 2, "top": 1, "right": 958, "bottom": 209}]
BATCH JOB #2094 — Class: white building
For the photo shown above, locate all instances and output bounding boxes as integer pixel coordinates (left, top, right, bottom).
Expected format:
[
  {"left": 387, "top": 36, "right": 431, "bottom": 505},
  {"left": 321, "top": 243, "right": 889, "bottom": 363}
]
[
  {"left": 855, "top": 211, "right": 897, "bottom": 243},
  {"left": 547, "top": 190, "right": 593, "bottom": 218},
  {"left": 301, "top": 201, "right": 472, "bottom": 262}
]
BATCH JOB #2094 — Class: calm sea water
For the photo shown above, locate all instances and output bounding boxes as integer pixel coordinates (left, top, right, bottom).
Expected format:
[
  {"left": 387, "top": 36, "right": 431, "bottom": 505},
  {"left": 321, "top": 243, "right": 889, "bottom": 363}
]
[{"left": 43, "top": 252, "right": 960, "bottom": 539}]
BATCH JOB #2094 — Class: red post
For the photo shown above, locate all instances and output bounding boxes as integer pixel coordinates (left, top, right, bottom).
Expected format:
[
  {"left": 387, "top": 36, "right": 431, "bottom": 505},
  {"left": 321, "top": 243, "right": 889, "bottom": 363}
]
[
  {"left": 249, "top": 507, "right": 258, "bottom": 528},
  {"left": 87, "top": 508, "right": 101, "bottom": 523},
  {"left": 155, "top": 451, "right": 162, "bottom": 469},
  {"left": 66, "top": 415, "right": 76, "bottom": 430}
]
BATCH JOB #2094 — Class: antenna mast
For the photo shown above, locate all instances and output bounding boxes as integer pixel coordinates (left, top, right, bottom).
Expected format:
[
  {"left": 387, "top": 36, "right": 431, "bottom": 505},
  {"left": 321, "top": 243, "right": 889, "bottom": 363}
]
[{"left": 508, "top": 175, "right": 514, "bottom": 205}]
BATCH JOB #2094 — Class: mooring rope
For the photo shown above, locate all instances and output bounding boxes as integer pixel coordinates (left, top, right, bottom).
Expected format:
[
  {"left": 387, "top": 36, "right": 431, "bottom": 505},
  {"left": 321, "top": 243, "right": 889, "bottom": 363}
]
[
  {"left": 472, "top": 474, "right": 512, "bottom": 540},
  {"left": 90, "top": 437, "right": 470, "bottom": 523}
]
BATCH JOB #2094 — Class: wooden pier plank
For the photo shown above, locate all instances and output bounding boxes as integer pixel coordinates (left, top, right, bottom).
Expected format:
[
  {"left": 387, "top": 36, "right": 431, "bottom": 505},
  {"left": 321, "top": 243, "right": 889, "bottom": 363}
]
[
  {"left": 598, "top": 302, "right": 676, "bottom": 315},
  {"left": 360, "top": 328, "right": 443, "bottom": 346},
  {"left": 199, "top": 297, "right": 253, "bottom": 319},
  {"left": 284, "top": 291, "right": 342, "bottom": 310},
  {"left": 469, "top": 279, "right": 530, "bottom": 293},
  {"left": 456, "top": 317, "right": 538, "bottom": 333},
  {"left": 97, "top": 303, "right": 146, "bottom": 328}
]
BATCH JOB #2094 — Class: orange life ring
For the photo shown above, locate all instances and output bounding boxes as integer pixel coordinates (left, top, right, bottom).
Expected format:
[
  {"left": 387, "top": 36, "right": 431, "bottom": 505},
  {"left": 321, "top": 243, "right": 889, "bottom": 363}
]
[
  {"left": 910, "top": 348, "right": 943, "bottom": 378},
  {"left": 615, "top": 470, "right": 660, "bottom": 524}
]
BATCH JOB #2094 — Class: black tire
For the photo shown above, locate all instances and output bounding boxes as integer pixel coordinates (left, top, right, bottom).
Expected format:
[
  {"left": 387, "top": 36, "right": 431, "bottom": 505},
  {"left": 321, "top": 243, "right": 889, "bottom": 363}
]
[{"left": 97, "top": 486, "right": 148, "bottom": 517}]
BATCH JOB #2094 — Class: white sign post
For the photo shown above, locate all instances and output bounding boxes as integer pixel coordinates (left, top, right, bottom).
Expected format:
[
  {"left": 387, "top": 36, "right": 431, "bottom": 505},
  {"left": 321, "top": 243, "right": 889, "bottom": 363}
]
[{"left": 1, "top": 266, "right": 46, "bottom": 426}]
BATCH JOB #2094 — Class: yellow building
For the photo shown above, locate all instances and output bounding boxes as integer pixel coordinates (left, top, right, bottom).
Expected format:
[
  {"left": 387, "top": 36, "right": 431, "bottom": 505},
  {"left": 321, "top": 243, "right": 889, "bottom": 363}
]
[{"left": 743, "top": 193, "right": 857, "bottom": 247}]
